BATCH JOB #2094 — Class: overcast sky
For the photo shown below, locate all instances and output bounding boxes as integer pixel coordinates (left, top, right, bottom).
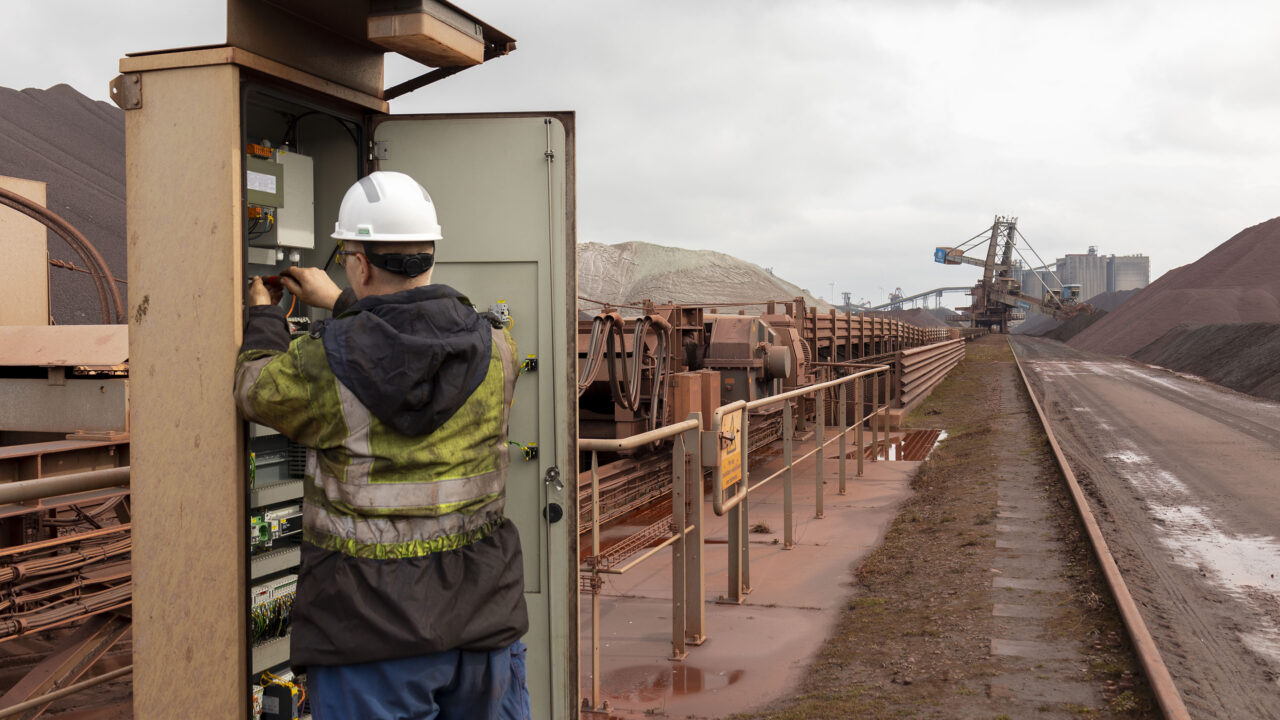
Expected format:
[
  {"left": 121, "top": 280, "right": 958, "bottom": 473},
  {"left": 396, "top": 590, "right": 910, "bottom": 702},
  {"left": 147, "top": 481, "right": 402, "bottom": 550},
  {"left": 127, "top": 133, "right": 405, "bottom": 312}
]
[{"left": 4, "top": 0, "right": 1279, "bottom": 306}]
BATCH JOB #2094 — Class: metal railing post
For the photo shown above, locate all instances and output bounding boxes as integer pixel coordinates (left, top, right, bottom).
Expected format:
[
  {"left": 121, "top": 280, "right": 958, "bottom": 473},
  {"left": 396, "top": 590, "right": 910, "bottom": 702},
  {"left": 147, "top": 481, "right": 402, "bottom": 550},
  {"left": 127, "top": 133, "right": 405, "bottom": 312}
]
[
  {"left": 856, "top": 377, "right": 865, "bottom": 477},
  {"left": 590, "top": 450, "right": 602, "bottom": 708},
  {"left": 740, "top": 409, "right": 751, "bottom": 594},
  {"left": 838, "top": 381, "right": 848, "bottom": 494},
  {"left": 725, "top": 501, "right": 742, "bottom": 604},
  {"left": 670, "top": 431, "right": 688, "bottom": 660},
  {"left": 882, "top": 369, "right": 892, "bottom": 459},
  {"left": 871, "top": 371, "right": 879, "bottom": 463},
  {"left": 684, "top": 420, "right": 705, "bottom": 644},
  {"left": 783, "top": 400, "right": 794, "bottom": 549},
  {"left": 815, "top": 389, "right": 825, "bottom": 519}
]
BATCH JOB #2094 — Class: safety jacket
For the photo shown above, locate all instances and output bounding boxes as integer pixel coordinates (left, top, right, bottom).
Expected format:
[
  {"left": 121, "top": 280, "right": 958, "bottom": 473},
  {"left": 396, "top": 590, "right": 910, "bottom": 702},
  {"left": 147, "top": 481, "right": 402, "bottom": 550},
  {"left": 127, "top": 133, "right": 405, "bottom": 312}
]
[{"left": 234, "top": 284, "right": 528, "bottom": 667}]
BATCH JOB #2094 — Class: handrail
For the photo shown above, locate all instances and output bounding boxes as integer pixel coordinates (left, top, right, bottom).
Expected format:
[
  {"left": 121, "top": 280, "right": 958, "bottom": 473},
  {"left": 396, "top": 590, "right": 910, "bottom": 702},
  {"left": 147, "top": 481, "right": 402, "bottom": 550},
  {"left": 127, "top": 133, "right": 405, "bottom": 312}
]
[
  {"left": 713, "top": 366, "right": 890, "bottom": 515},
  {"left": 583, "top": 525, "right": 696, "bottom": 575},
  {"left": 580, "top": 363, "right": 899, "bottom": 711},
  {"left": 579, "top": 418, "right": 701, "bottom": 452},
  {"left": 744, "top": 364, "right": 889, "bottom": 411}
]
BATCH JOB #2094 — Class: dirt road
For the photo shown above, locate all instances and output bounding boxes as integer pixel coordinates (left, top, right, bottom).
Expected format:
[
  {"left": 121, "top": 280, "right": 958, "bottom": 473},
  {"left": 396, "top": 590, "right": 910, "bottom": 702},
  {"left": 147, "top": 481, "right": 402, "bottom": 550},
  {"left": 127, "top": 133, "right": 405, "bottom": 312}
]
[{"left": 1012, "top": 336, "right": 1280, "bottom": 718}]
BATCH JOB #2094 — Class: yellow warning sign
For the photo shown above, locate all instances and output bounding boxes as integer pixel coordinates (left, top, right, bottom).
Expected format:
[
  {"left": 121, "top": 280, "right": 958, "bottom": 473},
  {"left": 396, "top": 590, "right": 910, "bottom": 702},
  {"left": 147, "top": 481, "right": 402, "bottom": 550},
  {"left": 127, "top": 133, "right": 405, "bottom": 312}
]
[{"left": 720, "top": 409, "right": 743, "bottom": 489}]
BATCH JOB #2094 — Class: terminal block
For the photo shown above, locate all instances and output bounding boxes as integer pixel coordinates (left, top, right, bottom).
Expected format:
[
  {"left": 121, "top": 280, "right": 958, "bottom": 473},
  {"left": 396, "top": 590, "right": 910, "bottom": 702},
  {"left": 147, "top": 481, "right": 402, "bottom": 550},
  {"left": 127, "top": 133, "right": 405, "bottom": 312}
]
[{"left": 250, "top": 574, "right": 297, "bottom": 643}]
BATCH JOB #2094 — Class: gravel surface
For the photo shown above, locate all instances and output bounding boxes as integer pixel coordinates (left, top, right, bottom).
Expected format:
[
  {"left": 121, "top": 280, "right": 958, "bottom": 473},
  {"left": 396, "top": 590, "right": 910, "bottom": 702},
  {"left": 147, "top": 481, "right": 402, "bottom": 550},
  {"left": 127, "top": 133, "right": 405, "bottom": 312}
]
[{"left": 736, "top": 335, "right": 1154, "bottom": 719}]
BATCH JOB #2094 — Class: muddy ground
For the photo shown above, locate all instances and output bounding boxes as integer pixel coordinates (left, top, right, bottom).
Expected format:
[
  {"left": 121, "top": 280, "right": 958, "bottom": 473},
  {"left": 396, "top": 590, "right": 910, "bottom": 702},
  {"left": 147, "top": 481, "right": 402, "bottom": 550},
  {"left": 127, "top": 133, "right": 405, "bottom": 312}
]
[
  {"left": 1013, "top": 335, "right": 1280, "bottom": 719},
  {"left": 735, "top": 334, "right": 1157, "bottom": 719}
]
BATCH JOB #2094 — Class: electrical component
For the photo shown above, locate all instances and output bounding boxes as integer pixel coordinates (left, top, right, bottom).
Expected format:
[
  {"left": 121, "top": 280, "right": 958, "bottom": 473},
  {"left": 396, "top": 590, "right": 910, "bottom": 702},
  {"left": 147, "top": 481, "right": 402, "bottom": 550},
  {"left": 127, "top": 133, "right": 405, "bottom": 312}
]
[
  {"left": 509, "top": 441, "right": 537, "bottom": 461},
  {"left": 252, "top": 684, "right": 265, "bottom": 720},
  {"left": 256, "top": 669, "right": 305, "bottom": 720},
  {"left": 245, "top": 149, "right": 314, "bottom": 249},
  {"left": 489, "top": 300, "right": 511, "bottom": 325},
  {"left": 250, "top": 504, "right": 301, "bottom": 551},
  {"left": 264, "top": 504, "right": 303, "bottom": 541},
  {"left": 520, "top": 354, "right": 537, "bottom": 374},
  {"left": 246, "top": 155, "right": 284, "bottom": 208},
  {"left": 251, "top": 575, "right": 297, "bottom": 642},
  {"left": 250, "top": 516, "right": 272, "bottom": 548},
  {"left": 276, "top": 151, "right": 314, "bottom": 250},
  {"left": 260, "top": 678, "right": 303, "bottom": 720}
]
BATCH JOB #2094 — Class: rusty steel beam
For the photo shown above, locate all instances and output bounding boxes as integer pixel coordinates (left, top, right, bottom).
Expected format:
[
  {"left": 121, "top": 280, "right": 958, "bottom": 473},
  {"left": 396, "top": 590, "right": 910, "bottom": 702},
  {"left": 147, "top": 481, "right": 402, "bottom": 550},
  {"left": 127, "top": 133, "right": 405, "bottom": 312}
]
[
  {"left": 0, "top": 614, "right": 131, "bottom": 719},
  {"left": 0, "top": 467, "right": 129, "bottom": 506}
]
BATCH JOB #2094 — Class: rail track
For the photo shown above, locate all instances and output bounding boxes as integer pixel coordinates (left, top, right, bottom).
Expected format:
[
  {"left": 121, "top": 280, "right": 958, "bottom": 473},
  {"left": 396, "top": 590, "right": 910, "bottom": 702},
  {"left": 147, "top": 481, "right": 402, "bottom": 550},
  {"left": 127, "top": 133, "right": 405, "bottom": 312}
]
[{"left": 1010, "top": 338, "right": 1190, "bottom": 720}]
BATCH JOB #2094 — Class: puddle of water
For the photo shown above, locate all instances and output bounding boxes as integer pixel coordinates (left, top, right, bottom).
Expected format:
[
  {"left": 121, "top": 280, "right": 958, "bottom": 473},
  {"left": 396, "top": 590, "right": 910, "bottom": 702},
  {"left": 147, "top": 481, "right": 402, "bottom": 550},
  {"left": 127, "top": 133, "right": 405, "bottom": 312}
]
[
  {"left": 840, "top": 429, "right": 947, "bottom": 462},
  {"left": 1102, "top": 441, "right": 1280, "bottom": 667},
  {"left": 602, "top": 664, "right": 746, "bottom": 703},
  {"left": 925, "top": 430, "right": 948, "bottom": 460}
]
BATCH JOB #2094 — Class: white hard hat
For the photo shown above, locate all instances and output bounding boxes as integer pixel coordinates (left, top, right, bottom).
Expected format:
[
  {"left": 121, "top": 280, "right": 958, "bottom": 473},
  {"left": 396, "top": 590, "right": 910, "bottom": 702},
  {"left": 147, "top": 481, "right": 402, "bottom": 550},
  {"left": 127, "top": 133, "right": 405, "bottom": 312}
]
[{"left": 331, "top": 171, "right": 444, "bottom": 243}]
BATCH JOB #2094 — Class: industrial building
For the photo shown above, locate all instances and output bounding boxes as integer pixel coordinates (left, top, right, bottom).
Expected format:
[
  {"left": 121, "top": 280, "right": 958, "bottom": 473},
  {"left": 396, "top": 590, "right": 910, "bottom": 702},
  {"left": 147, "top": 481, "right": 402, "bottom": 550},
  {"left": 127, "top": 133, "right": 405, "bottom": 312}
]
[{"left": 1016, "top": 247, "right": 1149, "bottom": 306}]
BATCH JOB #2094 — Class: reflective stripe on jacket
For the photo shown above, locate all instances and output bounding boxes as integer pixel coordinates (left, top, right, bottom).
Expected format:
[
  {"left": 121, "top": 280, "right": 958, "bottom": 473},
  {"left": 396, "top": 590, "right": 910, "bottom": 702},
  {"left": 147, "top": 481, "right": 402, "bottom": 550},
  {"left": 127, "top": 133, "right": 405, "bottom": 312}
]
[
  {"left": 236, "top": 325, "right": 517, "bottom": 558},
  {"left": 233, "top": 286, "right": 528, "bottom": 666}
]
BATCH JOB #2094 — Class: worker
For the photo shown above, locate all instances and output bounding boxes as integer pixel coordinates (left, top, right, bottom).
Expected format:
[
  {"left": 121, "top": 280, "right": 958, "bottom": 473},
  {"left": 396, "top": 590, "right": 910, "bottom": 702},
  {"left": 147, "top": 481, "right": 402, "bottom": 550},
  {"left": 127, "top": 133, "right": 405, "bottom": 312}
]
[{"left": 235, "top": 171, "right": 530, "bottom": 719}]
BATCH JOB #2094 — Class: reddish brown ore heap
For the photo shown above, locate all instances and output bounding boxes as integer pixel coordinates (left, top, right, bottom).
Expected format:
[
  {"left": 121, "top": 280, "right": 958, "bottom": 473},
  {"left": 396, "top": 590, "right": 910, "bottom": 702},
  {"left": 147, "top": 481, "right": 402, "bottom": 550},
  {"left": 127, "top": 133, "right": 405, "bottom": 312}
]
[
  {"left": 1014, "top": 289, "right": 1139, "bottom": 338},
  {"left": 1069, "top": 215, "right": 1280, "bottom": 356}
]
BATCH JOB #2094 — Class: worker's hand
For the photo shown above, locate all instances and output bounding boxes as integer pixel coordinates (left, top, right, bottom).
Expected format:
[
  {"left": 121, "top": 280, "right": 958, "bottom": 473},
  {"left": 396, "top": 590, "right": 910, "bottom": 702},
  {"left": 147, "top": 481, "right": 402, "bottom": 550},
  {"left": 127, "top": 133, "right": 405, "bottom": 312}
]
[
  {"left": 280, "top": 266, "right": 342, "bottom": 311},
  {"left": 247, "top": 277, "right": 281, "bottom": 307}
]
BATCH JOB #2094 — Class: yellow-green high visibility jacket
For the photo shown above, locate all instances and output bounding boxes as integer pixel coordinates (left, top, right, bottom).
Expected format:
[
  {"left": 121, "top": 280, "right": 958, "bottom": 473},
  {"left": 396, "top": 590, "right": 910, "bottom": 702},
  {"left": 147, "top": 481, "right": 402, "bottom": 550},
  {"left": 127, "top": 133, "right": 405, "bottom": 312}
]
[{"left": 234, "top": 284, "right": 527, "bottom": 667}]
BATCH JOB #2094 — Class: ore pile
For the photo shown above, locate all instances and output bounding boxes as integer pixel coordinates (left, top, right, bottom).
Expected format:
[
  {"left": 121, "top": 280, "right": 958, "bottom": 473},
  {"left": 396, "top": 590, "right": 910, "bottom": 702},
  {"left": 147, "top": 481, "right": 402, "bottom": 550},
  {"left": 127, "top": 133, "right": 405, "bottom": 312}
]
[
  {"left": 1012, "top": 289, "right": 1138, "bottom": 337},
  {"left": 0, "top": 84, "right": 125, "bottom": 324},
  {"left": 1132, "top": 323, "right": 1280, "bottom": 401},
  {"left": 578, "top": 241, "right": 832, "bottom": 314},
  {"left": 1063, "top": 216, "right": 1280, "bottom": 402},
  {"left": 1070, "top": 216, "right": 1280, "bottom": 356}
]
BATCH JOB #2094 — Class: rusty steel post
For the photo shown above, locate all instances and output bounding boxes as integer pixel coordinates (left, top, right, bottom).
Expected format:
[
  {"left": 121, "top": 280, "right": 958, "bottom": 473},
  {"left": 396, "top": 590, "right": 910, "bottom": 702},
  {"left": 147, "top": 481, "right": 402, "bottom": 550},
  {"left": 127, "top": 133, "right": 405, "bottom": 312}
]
[
  {"left": 740, "top": 409, "right": 751, "bottom": 594},
  {"left": 856, "top": 377, "right": 865, "bottom": 476},
  {"left": 590, "top": 451, "right": 602, "bottom": 708},
  {"left": 725, "top": 502, "right": 743, "bottom": 604},
  {"left": 815, "top": 390, "right": 825, "bottom": 519},
  {"left": 871, "top": 372, "right": 879, "bottom": 463},
  {"left": 838, "top": 382, "right": 848, "bottom": 495},
  {"left": 783, "top": 400, "right": 794, "bottom": 548},
  {"left": 882, "top": 370, "right": 892, "bottom": 459},
  {"left": 670, "top": 431, "right": 688, "bottom": 660},
  {"left": 684, "top": 420, "right": 705, "bottom": 644}
]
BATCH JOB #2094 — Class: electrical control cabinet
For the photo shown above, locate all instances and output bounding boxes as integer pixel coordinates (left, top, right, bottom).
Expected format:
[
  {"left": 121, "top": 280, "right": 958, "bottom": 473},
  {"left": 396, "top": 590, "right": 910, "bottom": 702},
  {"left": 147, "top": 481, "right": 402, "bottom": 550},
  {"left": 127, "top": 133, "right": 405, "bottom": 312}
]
[
  {"left": 237, "top": 98, "right": 577, "bottom": 716},
  {"left": 125, "top": 11, "right": 575, "bottom": 719}
]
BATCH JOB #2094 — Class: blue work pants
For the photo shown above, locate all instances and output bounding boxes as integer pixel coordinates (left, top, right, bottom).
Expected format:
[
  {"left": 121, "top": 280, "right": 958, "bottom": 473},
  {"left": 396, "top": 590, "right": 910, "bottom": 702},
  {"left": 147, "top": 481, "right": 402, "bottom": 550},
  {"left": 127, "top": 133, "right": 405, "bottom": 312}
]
[{"left": 308, "top": 640, "right": 530, "bottom": 720}]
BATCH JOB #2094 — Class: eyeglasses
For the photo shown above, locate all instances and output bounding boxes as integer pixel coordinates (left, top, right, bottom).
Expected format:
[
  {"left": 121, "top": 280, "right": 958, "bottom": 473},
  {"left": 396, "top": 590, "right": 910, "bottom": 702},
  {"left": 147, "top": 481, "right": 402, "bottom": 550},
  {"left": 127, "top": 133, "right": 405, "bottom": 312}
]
[{"left": 334, "top": 241, "right": 362, "bottom": 268}]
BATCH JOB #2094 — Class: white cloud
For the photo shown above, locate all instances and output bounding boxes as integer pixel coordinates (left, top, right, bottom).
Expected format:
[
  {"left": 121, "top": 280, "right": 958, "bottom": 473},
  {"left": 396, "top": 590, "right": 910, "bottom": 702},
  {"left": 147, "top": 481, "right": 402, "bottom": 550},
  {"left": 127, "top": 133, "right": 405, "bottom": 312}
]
[{"left": 5, "top": 0, "right": 1279, "bottom": 307}]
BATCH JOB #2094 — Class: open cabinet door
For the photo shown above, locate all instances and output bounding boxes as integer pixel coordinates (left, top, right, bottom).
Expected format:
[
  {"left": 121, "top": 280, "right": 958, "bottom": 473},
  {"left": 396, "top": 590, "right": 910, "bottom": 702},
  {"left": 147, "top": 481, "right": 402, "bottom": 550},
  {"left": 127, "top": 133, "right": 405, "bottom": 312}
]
[{"left": 371, "top": 112, "right": 577, "bottom": 720}]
